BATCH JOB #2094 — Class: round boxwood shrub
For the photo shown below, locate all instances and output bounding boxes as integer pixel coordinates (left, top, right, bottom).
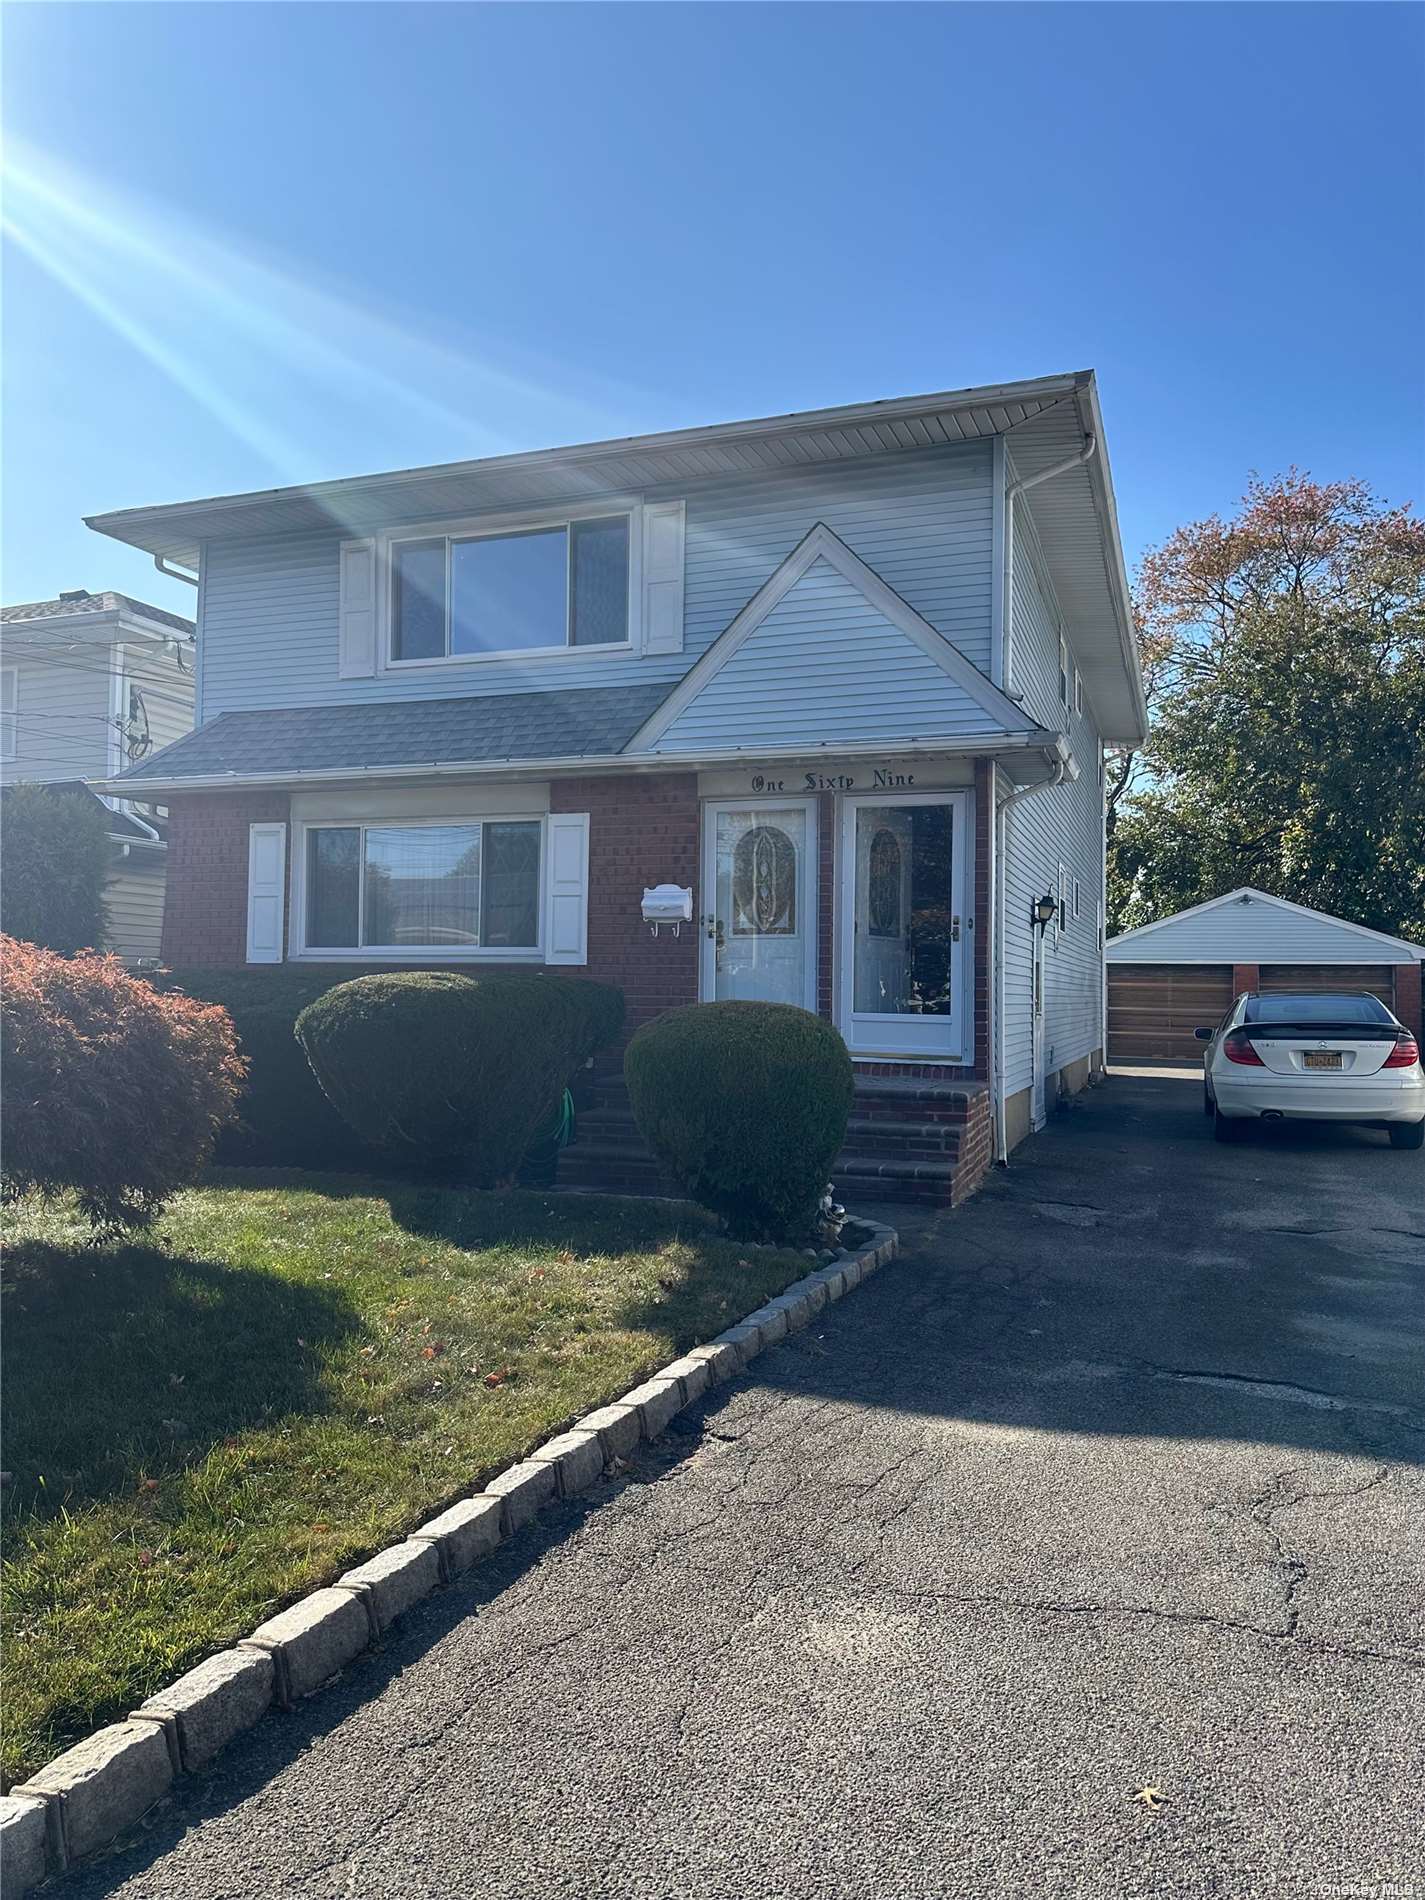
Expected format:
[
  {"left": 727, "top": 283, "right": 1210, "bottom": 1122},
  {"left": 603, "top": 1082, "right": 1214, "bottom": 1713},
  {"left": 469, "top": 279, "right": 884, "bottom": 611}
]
[
  {"left": 624, "top": 1001, "right": 854, "bottom": 1242},
  {"left": 1, "top": 936, "right": 245, "bottom": 1231},
  {"left": 295, "top": 970, "right": 623, "bottom": 1187}
]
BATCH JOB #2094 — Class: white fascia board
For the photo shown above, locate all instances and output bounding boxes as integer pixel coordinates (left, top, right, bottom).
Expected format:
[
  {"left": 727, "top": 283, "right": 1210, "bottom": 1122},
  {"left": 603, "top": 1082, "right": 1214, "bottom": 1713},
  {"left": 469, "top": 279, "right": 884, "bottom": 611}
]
[
  {"left": 1077, "top": 375, "right": 1147, "bottom": 745},
  {"left": 627, "top": 520, "right": 1043, "bottom": 752},
  {"left": 97, "top": 729, "right": 1069, "bottom": 799},
  {"left": 1, "top": 607, "right": 192, "bottom": 649}
]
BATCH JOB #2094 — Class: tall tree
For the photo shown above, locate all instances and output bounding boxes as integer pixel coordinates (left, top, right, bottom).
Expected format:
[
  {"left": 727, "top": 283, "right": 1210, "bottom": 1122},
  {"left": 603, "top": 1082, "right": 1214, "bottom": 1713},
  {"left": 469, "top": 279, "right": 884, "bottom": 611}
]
[{"left": 1109, "top": 474, "right": 1425, "bottom": 943}]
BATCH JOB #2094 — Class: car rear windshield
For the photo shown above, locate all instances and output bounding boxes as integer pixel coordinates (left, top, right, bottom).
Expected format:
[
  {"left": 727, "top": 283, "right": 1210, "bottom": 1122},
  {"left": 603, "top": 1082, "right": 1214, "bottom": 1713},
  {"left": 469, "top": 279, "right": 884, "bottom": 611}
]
[{"left": 1244, "top": 994, "right": 1393, "bottom": 1024}]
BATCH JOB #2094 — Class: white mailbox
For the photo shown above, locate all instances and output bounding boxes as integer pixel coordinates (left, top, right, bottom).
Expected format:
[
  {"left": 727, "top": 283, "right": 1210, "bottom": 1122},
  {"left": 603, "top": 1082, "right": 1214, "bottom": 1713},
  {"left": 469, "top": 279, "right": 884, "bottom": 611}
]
[{"left": 641, "top": 884, "right": 694, "bottom": 935}]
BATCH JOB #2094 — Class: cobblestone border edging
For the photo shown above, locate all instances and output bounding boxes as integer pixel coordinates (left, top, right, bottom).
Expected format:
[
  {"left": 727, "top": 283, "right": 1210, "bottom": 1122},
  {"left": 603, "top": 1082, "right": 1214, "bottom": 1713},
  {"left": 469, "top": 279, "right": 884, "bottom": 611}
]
[{"left": 0, "top": 1220, "right": 899, "bottom": 1893}]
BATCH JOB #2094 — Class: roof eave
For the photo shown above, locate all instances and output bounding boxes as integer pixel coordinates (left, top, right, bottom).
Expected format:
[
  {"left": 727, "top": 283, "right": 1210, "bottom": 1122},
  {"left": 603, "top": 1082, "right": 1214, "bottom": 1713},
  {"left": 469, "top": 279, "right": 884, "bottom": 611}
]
[
  {"left": 83, "top": 372, "right": 1087, "bottom": 565},
  {"left": 100, "top": 729, "right": 1071, "bottom": 799}
]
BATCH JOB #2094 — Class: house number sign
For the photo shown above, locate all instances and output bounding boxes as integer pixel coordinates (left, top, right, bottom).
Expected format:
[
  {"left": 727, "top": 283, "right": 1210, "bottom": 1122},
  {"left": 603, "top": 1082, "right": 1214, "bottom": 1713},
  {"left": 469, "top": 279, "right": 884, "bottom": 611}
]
[{"left": 750, "top": 765, "right": 919, "bottom": 794}]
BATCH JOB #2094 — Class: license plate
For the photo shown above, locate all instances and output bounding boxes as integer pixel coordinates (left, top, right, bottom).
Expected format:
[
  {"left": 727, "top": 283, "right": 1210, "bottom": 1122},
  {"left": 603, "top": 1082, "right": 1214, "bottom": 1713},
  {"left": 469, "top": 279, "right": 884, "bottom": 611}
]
[{"left": 1303, "top": 1051, "right": 1343, "bottom": 1070}]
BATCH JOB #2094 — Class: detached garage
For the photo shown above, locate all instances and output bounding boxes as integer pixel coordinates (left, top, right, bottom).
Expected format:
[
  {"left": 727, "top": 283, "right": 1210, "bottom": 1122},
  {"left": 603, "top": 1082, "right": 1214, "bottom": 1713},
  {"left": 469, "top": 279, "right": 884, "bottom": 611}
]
[{"left": 1106, "top": 888, "right": 1423, "bottom": 1065}]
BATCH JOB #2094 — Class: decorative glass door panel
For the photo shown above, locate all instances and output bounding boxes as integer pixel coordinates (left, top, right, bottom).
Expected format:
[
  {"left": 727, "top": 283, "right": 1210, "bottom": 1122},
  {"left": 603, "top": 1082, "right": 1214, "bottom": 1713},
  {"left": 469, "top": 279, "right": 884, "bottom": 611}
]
[
  {"left": 702, "top": 801, "right": 816, "bottom": 1009},
  {"left": 840, "top": 792, "right": 967, "bottom": 1058}
]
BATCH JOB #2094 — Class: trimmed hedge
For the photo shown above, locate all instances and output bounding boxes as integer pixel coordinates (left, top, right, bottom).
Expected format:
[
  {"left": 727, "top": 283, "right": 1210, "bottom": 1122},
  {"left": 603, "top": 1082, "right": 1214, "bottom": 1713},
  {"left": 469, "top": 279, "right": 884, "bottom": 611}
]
[
  {"left": 159, "top": 968, "right": 623, "bottom": 1175},
  {"left": 0, "top": 784, "right": 111, "bottom": 955},
  {"left": 624, "top": 1001, "right": 854, "bottom": 1242},
  {"left": 1, "top": 937, "right": 244, "bottom": 1230},
  {"left": 296, "top": 970, "right": 623, "bottom": 1186}
]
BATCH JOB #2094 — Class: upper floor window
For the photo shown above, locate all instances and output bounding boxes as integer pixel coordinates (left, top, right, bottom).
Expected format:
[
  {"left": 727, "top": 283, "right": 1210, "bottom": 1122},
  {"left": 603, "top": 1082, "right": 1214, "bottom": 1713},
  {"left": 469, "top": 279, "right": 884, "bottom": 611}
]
[
  {"left": 390, "top": 514, "right": 631, "bottom": 663},
  {"left": 1058, "top": 634, "right": 1070, "bottom": 706}
]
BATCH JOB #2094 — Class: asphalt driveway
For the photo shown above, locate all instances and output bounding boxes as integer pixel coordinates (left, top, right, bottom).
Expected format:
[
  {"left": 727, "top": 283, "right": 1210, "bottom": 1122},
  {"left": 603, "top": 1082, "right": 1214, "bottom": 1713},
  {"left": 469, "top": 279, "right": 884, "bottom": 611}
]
[{"left": 73, "top": 1071, "right": 1423, "bottom": 1899}]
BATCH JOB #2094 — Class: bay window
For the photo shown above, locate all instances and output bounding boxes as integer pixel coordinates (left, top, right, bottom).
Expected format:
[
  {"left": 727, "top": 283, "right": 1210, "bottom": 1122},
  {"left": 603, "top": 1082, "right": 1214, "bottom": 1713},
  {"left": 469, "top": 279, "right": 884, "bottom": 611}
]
[
  {"left": 390, "top": 513, "right": 631, "bottom": 662},
  {"left": 302, "top": 818, "right": 542, "bottom": 953}
]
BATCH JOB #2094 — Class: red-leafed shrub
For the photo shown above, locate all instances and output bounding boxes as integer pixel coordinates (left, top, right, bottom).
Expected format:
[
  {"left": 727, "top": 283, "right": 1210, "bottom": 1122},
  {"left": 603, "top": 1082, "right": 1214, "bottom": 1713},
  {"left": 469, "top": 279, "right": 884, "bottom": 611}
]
[{"left": 1, "top": 936, "right": 246, "bottom": 1232}]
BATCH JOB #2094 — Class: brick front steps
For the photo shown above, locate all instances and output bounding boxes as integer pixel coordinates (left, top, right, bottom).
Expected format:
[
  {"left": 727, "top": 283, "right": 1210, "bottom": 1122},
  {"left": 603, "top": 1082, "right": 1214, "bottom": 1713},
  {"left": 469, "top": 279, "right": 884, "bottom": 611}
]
[{"left": 558, "top": 1070, "right": 993, "bottom": 1209}]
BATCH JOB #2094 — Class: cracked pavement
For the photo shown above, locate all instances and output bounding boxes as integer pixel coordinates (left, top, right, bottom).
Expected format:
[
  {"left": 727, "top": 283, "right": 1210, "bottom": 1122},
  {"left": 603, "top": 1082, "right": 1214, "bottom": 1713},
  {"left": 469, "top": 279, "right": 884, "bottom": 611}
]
[{"left": 73, "top": 1071, "right": 1423, "bottom": 1898}]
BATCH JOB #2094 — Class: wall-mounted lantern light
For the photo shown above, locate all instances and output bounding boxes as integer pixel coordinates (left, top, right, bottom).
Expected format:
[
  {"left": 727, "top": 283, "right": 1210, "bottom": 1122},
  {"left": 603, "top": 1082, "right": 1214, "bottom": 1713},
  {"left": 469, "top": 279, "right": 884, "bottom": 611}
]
[{"left": 1032, "top": 891, "right": 1058, "bottom": 931}]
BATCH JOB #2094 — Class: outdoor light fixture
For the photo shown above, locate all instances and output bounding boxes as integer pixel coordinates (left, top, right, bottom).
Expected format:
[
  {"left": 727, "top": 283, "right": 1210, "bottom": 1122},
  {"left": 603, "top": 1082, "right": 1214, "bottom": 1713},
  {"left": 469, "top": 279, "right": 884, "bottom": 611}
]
[{"left": 1032, "top": 892, "right": 1058, "bottom": 930}]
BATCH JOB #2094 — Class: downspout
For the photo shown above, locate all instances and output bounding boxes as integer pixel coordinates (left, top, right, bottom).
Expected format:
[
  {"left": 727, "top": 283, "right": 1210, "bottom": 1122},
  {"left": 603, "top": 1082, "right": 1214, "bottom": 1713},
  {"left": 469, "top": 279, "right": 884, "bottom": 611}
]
[
  {"left": 154, "top": 554, "right": 199, "bottom": 588},
  {"left": 1002, "top": 433, "right": 1097, "bottom": 695},
  {"left": 991, "top": 426, "right": 1096, "bottom": 1159},
  {"left": 993, "top": 757, "right": 1066, "bottom": 1166}
]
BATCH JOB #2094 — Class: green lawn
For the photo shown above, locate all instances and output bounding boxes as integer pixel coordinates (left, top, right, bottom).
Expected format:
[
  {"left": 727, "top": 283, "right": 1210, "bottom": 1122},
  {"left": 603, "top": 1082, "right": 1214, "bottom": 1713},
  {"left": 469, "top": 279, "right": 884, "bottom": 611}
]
[{"left": 1, "top": 1173, "right": 806, "bottom": 1787}]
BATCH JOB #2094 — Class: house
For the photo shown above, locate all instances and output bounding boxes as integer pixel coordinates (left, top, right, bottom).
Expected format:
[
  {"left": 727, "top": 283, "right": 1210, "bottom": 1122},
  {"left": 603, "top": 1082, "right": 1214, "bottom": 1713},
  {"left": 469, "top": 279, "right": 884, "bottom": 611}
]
[
  {"left": 0, "top": 590, "right": 196, "bottom": 962},
  {"left": 89, "top": 370, "right": 1146, "bottom": 1204},
  {"left": 1107, "top": 888, "right": 1424, "bottom": 1064}
]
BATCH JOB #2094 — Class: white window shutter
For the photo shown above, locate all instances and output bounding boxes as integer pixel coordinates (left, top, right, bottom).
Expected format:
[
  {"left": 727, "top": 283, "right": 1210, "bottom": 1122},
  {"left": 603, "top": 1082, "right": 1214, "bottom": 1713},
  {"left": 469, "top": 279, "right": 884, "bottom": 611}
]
[
  {"left": 543, "top": 812, "right": 590, "bottom": 965},
  {"left": 246, "top": 822, "right": 287, "bottom": 963},
  {"left": 641, "top": 500, "right": 685, "bottom": 654},
  {"left": 338, "top": 538, "right": 378, "bottom": 678}
]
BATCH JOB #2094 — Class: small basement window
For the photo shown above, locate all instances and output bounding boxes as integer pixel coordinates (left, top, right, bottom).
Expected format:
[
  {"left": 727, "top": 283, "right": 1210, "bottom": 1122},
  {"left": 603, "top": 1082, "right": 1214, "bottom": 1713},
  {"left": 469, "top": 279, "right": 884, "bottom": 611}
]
[
  {"left": 390, "top": 514, "right": 631, "bottom": 662},
  {"left": 302, "top": 818, "right": 542, "bottom": 954}
]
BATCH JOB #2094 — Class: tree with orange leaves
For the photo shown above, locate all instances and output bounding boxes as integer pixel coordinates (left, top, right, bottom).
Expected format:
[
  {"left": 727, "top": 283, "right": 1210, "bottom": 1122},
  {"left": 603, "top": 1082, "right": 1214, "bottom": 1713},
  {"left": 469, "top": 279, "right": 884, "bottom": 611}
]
[{"left": 1108, "top": 472, "right": 1425, "bottom": 943}]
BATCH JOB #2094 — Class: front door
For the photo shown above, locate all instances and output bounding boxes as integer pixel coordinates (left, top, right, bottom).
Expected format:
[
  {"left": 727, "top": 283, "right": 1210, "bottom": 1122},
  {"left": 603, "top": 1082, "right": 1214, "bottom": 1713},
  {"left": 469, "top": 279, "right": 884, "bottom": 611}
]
[
  {"left": 839, "top": 791, "right": 968, "bottom": 1060},
  {"left": 701, "top": 798, "right": 817, "bottom": 1009}
]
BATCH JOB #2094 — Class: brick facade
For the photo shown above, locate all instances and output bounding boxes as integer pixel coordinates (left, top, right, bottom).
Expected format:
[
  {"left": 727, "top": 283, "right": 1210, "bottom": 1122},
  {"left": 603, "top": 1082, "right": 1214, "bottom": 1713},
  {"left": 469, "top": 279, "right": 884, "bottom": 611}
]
[
  {"left": 160, "top": 767, "right": 992, "bottom": 1085},
  {"left": 162, "top": 791, "right": 291, "bottom": 967},
  {"left": 1395, "top": 961, "right": 1422, "bottom": 1042},
  {"left": 550, "top": 772, "right": 701, "bottom": 1033}
]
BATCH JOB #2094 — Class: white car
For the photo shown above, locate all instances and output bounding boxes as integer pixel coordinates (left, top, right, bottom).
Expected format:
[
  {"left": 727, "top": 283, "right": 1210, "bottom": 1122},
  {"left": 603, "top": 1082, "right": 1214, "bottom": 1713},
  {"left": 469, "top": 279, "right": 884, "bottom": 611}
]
[{"left": 1198, "top": 992, "right": 1425, "bottom": 1149}]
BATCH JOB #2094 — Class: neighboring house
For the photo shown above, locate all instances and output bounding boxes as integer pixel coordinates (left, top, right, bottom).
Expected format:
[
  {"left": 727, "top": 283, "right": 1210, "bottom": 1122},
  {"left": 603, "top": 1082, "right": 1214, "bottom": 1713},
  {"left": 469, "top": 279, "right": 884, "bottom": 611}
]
[
  {"left": 0, "top": 590, "right": 196, "bottom": 961},
  {"left": 90, "top": 370, "right": 1146, "bottom": 1202},
  {"left": 1107, "top": 888, "right": 1424, "bottom": 1064}
]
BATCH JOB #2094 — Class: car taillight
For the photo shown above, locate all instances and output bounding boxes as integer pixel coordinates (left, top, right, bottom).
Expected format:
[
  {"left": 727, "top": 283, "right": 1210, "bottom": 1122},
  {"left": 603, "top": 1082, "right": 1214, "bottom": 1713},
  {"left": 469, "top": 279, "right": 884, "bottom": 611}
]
[
  {"left": 1383, "top": 1034, "right": 1420, "bottom": 1069},
  {"left": 1222, "top": 1033, "right": 1264, "bottom": 1066}
]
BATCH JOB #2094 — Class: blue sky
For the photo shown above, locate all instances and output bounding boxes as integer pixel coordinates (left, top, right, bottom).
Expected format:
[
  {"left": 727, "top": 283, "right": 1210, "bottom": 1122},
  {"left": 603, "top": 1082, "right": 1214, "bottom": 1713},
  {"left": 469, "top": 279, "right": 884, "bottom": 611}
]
[{"left": 3, "top": 2, "right": 1421, "bottom": 619}]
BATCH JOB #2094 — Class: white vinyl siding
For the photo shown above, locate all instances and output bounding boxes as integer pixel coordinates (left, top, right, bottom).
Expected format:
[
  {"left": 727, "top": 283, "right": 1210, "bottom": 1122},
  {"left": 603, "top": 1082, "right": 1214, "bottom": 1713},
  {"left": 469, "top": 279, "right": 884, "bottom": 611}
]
[
  {"left": 0, "top": 667, "right": 15, "bottom": 760},
  {"left": 1107, "top": 894, "right": 1423, "bottom": 966},
  {"left": 119, "top": 645, "right": 196, "bottom": 767},
  {"left": 0, "top": 633, "right": 193, "bottom": 786},
  {"left": 196, "top": 442, "right": 996, "bottom": 718},
  {"left": 0, "top": 652, "right": 110, "bottom": 783},
  {"left": 649, "top": 555, "right": 1006, "bottom": 755},
  {"left": 103, "top": 860, "right": 167, "bottom": 964},
  {"left": 1001, "top": 497, "right": 1107, "bottom": 1094}
]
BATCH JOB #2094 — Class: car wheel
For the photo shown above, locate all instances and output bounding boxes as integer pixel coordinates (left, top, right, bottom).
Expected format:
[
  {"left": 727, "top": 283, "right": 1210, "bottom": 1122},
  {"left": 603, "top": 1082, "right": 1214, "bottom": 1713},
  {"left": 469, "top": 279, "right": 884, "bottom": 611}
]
[
  {"left": 1214, "top": 1106, "right": 1246, "bottom": 1144},
  {"left": 1388, "top": 1120, "right": 1424, "bottom": 1150},
  {"left": 1203, "top": 1081, "right": 1214, "bottom": 1117}
]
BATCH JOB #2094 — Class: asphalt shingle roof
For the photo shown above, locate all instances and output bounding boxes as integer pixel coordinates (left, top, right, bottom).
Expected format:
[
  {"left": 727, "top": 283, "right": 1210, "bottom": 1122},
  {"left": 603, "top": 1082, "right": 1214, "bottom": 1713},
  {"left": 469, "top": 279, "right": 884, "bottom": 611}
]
[
  {"left": 113, "top": 684, "right": 674, "bottom": 785},
  {"left": 1, "top": 592, "right": 195, "bottom": 636}
]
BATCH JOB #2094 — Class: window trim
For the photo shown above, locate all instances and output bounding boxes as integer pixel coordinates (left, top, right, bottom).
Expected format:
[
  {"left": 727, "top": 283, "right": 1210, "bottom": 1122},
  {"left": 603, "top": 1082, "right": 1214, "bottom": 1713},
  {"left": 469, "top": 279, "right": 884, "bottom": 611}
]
[
  {"left": 1074, "top": 667, "right": 1084, "bottom": 716},
  {"left": 1058, "top": 634, "right": 1070, "bottom": 706},
  {"left": 0, "top": 665, "right": 16, "bottom": 762},
  {"left": 289, "top": 812, "right": 548, "bottom": 962},
  {"left": 379, "top": 499, "right": 644, "bottom": 670}
]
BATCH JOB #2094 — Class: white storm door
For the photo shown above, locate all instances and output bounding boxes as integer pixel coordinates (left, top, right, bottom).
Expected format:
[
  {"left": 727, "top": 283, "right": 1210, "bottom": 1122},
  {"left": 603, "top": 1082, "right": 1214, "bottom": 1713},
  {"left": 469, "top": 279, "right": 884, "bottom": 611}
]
[
  {"left": 840, "top": 791, "right": 968, "bottom": 1059},
  {"left": 701, "top": 799, "right": 817, "bottom": 1010}
]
